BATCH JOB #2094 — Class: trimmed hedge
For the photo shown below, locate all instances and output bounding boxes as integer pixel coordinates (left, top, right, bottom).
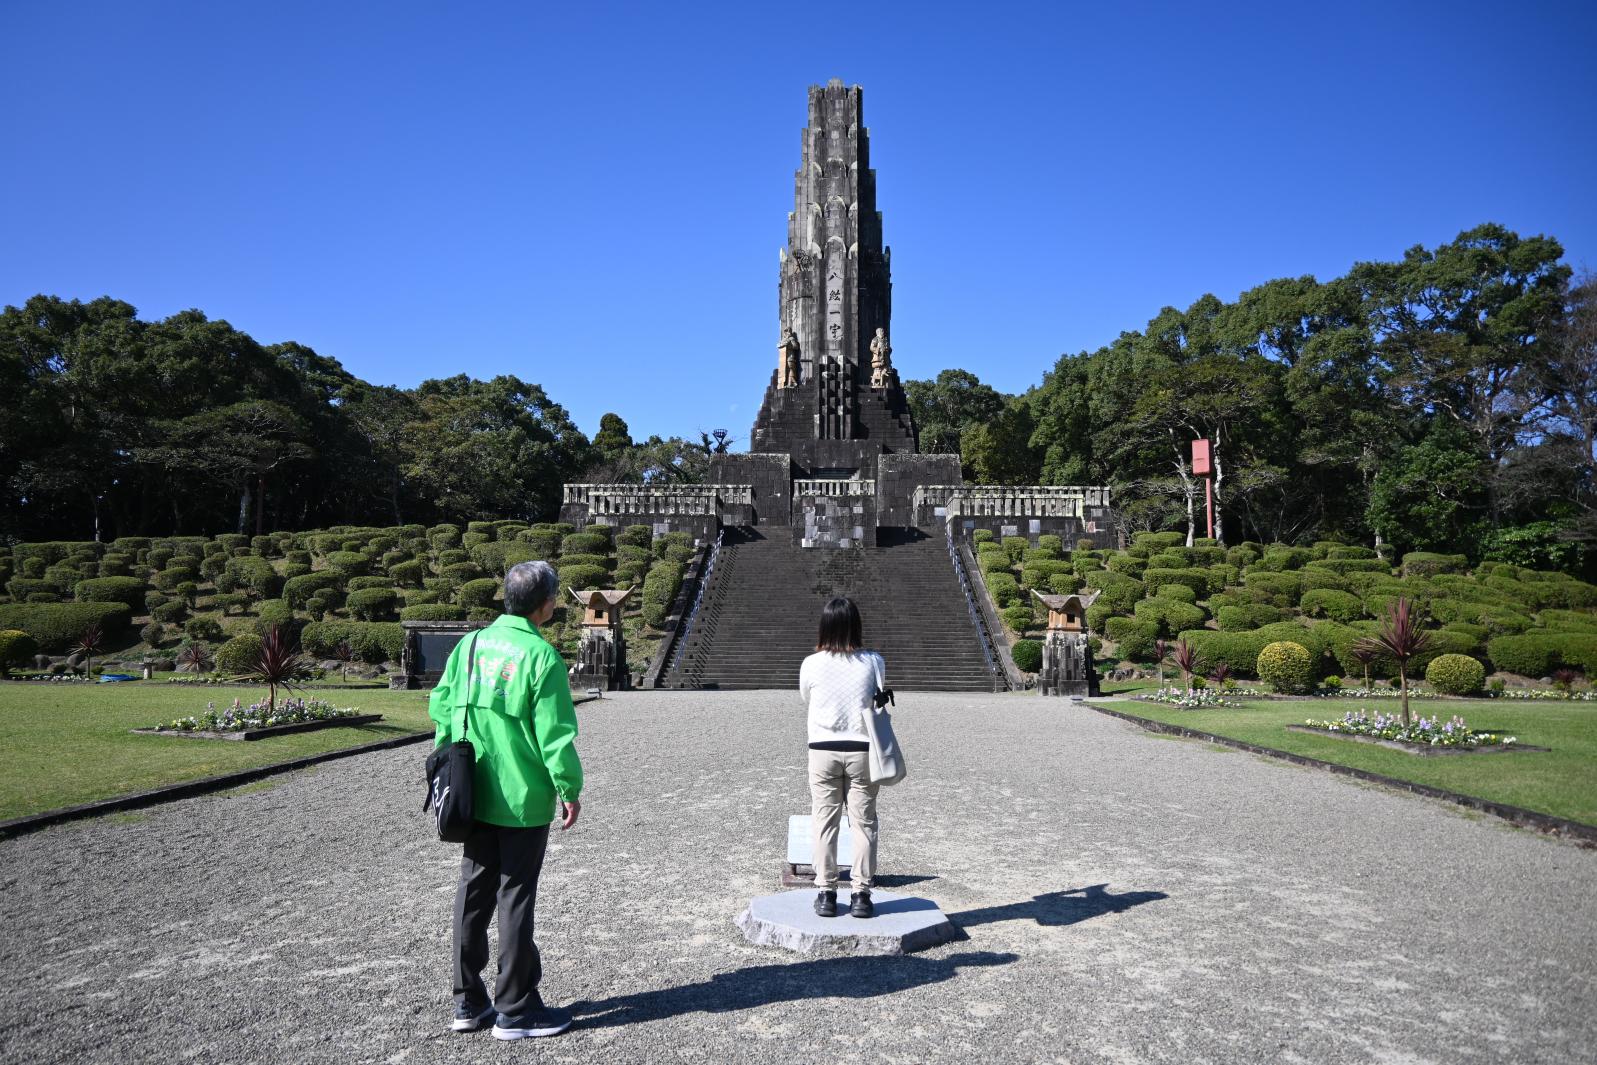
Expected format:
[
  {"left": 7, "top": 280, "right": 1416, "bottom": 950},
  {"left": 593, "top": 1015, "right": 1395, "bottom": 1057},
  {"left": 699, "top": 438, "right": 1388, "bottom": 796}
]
[
  {"left": 1132, "top": 597, "right": 1206, "bottom": 637},
  {"left": 216, "top": 634, "right": 264, "bottom": 674},
  {"left": 1257, "top": 641, "right": 1313, "bottom": 694},
  {"left": 1487, "top": 632, "right": 1597, "bottom": 677},
  {"left": 283, "top": 572, "right": 344, "bottom": 608},
  {"left": 399, "top": 604, "right": 469, "bottom": 622},
  {"left": 458, "top": 579, "right": 500, "bottom": 609},
  {"left": 1299, "top": 588, "right": 1363, "bottom": 624},
  {"left": 1104, "top": 617, "right": 1159, "bottom": 661},
  {"left": 301, "top": 621, "right": 405, "bottom": 663},
  {"left": 346, "top": 588, "right": 399, "bottom": 621},
  {"left": 1215, "top": 603, "right": 1286, "bottom": 631},
  {"left": 985, "top": 572, "right": 1020, "bottom": 607},
  {"left": 0, "top": 602, "right": 132, "bottom": 651},
  {"left": 1425, "top": 654, "right": 1486, "bottom": 695},
  {"left": 73, "top": 576, "right": 146, "bottom": 610},
  {"left": 1010, "top": 639, "right": 1043, "bottom": 673},
  {"left": 0, "top": 629, "right": 39, "bottom": 672},
  {"left": 642, "top": 560, "right": 685, "bottom": 628}
]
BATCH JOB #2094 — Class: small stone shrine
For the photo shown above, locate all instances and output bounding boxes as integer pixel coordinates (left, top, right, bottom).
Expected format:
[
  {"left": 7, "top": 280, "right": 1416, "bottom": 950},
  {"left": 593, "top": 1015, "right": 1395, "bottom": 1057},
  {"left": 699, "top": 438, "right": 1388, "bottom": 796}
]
[
  {"left": 1033, "top": 589, "right": 1101, "bottom": 697},
  {"left": 568, "top": 588, "right": 634, "bottom": 690}
]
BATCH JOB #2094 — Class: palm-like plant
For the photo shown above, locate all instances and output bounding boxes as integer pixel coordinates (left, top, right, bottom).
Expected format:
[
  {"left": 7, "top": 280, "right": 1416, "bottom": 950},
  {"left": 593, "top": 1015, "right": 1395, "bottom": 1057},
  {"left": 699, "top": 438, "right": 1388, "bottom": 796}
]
[
  {"left": 74, "top": 623, "right": 106, "bottom": 678},
  {"left": 1349, "top": 644, "right": 1378, "bottom": 690},
  {"left": 1208, "top": 662, "right": 1232, "bottom": 687},
  {"left": 331, "top": 640, "right": 357, "bottom": 683},
  {"left": 248, "top": 624, "right": 311, "bottom": 713},
  {"left": 178, "top": 641, "right": 212, "bottom": 673},
  {"left": 1356, "top": 597, "right": 1430, "bottom": 726},
  {"left": 1172, "top": 638, "right": 1199, "bottom": 695},
  {"left": 1154, "top": 638, "right": 1170, "bottom": 685}
]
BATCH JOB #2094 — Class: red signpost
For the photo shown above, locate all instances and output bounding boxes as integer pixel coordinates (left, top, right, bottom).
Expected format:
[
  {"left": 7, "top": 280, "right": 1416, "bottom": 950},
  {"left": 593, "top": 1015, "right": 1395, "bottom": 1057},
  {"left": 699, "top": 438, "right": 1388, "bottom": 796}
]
[{"left": 1191, "top": 438, "right": 1214, "bottom": 540}]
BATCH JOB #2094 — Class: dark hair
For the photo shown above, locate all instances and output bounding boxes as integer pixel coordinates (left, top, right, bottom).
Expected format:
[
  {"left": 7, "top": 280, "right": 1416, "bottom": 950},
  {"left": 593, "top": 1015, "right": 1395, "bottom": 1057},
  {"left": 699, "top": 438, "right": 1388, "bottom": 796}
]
[{"left": 816, "top": 597, "right": 863, "bottom": 653}]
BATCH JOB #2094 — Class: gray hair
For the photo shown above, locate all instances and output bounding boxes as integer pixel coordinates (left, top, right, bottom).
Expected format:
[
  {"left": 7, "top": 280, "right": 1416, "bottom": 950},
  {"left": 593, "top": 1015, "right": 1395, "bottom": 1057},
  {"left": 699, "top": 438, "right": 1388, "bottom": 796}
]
[{"left": 504, "top": 560, "right": 560, "bottom": 617}]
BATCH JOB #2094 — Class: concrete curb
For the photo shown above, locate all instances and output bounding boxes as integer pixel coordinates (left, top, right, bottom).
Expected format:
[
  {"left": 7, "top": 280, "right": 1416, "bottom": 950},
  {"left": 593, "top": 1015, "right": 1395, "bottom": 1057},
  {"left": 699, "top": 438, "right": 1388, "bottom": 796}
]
[
  {"left": 0, "top": 730, "right": 432, "bottom": 842},
  {"left": 1087, "top": 702, "right": 1597, "bottom": 849}
]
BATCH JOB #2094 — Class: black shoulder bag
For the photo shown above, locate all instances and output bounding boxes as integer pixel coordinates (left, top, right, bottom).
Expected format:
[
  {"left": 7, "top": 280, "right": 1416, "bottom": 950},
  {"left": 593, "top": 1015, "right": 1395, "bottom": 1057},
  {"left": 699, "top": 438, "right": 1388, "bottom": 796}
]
[{"left": 423, "top": 632, "right": 480, "bottom": 843}]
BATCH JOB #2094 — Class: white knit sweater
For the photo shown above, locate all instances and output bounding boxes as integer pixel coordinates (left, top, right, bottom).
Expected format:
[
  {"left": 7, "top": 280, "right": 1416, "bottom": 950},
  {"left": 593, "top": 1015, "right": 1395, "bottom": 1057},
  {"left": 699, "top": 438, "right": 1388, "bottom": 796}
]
[{"left": 799, "top": 650, "right": 886, "bottom": 745}]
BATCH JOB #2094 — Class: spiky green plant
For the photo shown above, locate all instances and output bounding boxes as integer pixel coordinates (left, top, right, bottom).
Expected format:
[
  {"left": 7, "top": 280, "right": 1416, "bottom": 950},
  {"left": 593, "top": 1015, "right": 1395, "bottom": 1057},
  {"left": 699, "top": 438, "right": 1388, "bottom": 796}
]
[
  {"left": 1356, "top": 597, "right": 1430, "bottom": 726},
  {"left": 248, "top": 624, "right": 311, "bottom": 713}
]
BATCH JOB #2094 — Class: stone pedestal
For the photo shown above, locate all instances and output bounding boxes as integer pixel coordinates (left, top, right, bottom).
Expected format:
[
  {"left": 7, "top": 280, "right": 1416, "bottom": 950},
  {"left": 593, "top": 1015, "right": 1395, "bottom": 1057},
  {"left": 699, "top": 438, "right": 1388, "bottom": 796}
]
[
  {"left": 735, "top": 889, "right": 956, "bottom": 955},
  {"left": 569, "top": 588, "right": 634, "bottom": 691},
  {"left": 1034, "top": 590, "right": 1100, "bottom": 697}
]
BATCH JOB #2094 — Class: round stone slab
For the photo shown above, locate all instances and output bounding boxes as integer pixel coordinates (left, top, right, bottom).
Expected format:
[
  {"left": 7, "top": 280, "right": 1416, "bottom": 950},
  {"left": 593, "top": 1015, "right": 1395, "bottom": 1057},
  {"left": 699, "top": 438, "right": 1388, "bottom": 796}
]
[{"left": 735, "top": 889, "right": 956, "bottom": 956}]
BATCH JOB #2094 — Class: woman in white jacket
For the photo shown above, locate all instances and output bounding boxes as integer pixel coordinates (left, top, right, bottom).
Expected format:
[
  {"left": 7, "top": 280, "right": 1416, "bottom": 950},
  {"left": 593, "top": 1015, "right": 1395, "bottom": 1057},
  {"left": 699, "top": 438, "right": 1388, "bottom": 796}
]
[{"left": 799, "top": 596, "right": 885, "bottom": 919}]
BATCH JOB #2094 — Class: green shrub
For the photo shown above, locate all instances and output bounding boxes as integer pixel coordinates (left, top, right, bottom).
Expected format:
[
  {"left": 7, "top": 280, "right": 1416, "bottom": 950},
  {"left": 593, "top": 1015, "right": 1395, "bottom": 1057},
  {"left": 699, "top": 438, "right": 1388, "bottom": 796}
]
[
  {"left": 184, "top": 616, "right": 224, "bottom": 642},
  {"left": 1255, "top": 546, "right": 1313, "bottom": 572},
  {"left": 557, "top": 553, "right": 611, "bottom": 570},
  {"left": 470, "top": 541, "right": 510, "bottom": 575},
  {"left": 1037, "top": 534, "right": 1064, "bottom": 556},
  {"left": 1134, "top": 531, "right": 1185, "bottom": 550},
  {"left": 152, "top": 566, "right": 198, "bottom": 592},
  {"left": 986, "top": 572, "right": 1020, "bottom": 607},
  {"left": 1305, "top": 557, "right": 1390, "bottom": 576},
  {"left": 225, "top": 556, "right": 282, "bottom": 599},
  {"left": 399, "top": 604, "right": 469, "bottom": 622},
  {"left": 1047, "top": 572, "right": 1079, "bottom": 595},
  {"left": 346, "top": 575, "right": 392, "bottom": 592},
  {"left": 441, "top": 562, "right": 484, "bottom": 584},
  {"left": 1425, "top": 654, "right": 1486, "bottom": 695},
  {"left": 1105, "top": 553, "right": 1146, "bottom": 576},
  {"left": 139, "top": 621, "right": 166, "bottom": 647},
  {"left": 1299, "top": 588, "right": 1363, "bottom": 624},
  {"left": 73, "top": 576, "right": 145, "bottom": 610},
  {"left": 282, "top": 572, "right": 343, "bottom": 608},
  {"left": 1242, "top": 571, "right": 1302, "bottom": 607},
  {"left": 562, "top": 531, "right": 611, "bottom": 556},
  {"left": 1010, "top": 639, "right": 1043, "bottom": 673},
  {"left": 1257, "top": 641, "right": 1313, "bottom": 693},
  {"left": 386, "top": 559, "right": 426, "bottom": 587},
  {"left": 1001, "top": 603, "right": 1034, "bottom": 632},
  {"left": 1082, "top": 571, "right": 1143, "bottom": 613},
  {"left": 1485, "top": 634, "right": 1556, "bottom": 676},
  {"left": 1133, "top": 597, "right": 1206, "bottom": 637},
  {"left": 1402, "top": 552, "right": 1467, "bottom": 578},
  {"left": 558, "top": 563, "right": 608, "bottom": 592},
  {"left": 972, "top": 529, "right": 995, "bottom": 543},
  {"left": 325, "top": 551, "right": 369, "bottom": 577},
  {"left": 346, "top": 588, "right": 399, "bottom": 621},
  {"left": 642, "top": 560, "right": 685, "bottom": 628},
  {"left": 617, "top": 525, "right": 653, "bottom": 549},
  {"left": 1226, "top": 544, "right": 1261, "bottom": 568},
  {"left": 979, "top": 552, "right": 1013, "bottom": 578},
  {"left": 0, "top": 629, "right": 39, "bottom": 673},
  {"left": 1215, "top": 603, "right": 1285, "bottom": 631},
  {"left": 458, "top": 578, "right": 500, "bottom": 609},
  {"left": 1297, "top": 566, "right": 1354, "bottom": 592},
  {"left": 302, "top": 621, "right": 404, "bottom": 663},
  {"left": 212, "top": 634, "right": 262, "bottom": 674},
  {"left": 1142, "top": 568, "right": 1210, "bottom": 598},
  {"left": 152, "top": 599, "right": 189, "bottom": 624},
  {"left": 1104, "top": 617, "right": 1159, "bottom": 661},
  {"left": 1177, "top": 629, "right": 1272, "bottom": 679},
  {"left": 0, "top": 602, "right": 131, "bottom": 651},
  {"left": 1155, "top": 583, "right": 1197, "bottom": 604}
]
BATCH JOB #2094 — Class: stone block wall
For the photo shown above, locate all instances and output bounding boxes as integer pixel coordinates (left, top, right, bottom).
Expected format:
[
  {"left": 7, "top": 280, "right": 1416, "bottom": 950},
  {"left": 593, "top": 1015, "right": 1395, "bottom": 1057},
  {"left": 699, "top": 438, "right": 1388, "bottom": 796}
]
[
  {"left": 876, "top": 453, "right": 961, "bottom": 528},
  {"left": 709, "top": 453, "right": 792, "bottom": 526}
]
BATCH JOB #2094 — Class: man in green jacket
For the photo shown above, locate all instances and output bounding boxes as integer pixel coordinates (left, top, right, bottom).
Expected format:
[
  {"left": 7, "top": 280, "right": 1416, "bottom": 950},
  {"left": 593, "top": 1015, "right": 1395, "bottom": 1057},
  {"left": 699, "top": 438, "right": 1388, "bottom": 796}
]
[{"left": 428, "top": 559, "right": 584, "bottom": 1040}]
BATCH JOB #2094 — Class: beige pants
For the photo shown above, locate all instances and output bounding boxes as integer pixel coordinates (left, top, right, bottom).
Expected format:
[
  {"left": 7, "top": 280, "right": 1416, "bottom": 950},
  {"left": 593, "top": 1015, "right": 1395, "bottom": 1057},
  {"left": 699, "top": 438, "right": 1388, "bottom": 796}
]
[{"left": 808, "top": 748, "right": 880, "bottom": 892}]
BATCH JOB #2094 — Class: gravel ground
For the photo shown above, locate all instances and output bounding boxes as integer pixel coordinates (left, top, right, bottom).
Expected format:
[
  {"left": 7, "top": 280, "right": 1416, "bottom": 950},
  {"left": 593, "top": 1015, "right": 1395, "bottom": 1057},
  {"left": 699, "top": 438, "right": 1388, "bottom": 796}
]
[{"left": 2, "top": 690, "right": 1594, "bottom": 1065}]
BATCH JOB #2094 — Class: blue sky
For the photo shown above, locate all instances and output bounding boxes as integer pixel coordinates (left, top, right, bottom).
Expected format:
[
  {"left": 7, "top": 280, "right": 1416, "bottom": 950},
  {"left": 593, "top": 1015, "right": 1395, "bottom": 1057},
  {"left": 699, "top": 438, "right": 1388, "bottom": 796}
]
[{"left": 4, "top": 1, "right": 1594, "bottom": 446}]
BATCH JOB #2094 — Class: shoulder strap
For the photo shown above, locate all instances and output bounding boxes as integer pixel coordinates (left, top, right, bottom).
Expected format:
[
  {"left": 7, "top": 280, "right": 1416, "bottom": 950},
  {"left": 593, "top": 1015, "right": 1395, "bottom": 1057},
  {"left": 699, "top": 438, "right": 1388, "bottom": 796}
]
[{"left": 458, "top": 631, "right": 482, "bottom": 740}]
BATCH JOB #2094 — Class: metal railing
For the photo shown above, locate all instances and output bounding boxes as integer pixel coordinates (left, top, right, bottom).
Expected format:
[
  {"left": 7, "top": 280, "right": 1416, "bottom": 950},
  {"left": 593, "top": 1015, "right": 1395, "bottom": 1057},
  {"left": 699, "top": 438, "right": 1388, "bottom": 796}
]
[
  {"left": 945, "top": 526, "right": 999, "bottom": 683},
  {"left": 665, "top": 529, "right": 725, "bottom": 680}
]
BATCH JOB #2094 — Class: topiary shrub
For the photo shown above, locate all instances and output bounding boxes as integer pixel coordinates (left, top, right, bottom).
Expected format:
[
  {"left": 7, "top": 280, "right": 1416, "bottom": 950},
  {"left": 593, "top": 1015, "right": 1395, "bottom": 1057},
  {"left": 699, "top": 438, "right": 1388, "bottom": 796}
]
[
  {"left": 1132, "top": 597, "right": 1206, "bottom": 637},
  {"left": 152, "top": 599, "right": 189, "bottom": 624},
  {"left": 1001, "top": 603, "right": 1034, "bottom": 632},
  {"left": 346, "top": 588, "right": 399, "bottom": 621},
  {"left": 561, "top": 531, "right": 611, "bottom": 556},
  {"left": 152, "top": 566, "right": 198, "bottom": 592},
  {"left": 1104, "top": 617, "right": 1159, "bottom": 661},
  {"left": 0, "top": 630, "right": 39, "bottom": 674},
  {"left": 215, "top": 633, "right": 264, "bottom": 674},
  {"left": 1425, "top": 654, "right": 1486, "bottom": 695},
  {"left": 457, "top": 578, "right": 500, "bottom": 610},
  {"left": 1010, "top": 639, "right": 1043, "bottom": 673},
  {"left": 1046, "top": 572, "right": 1079, "bottom": 595},
  {"left": 301, "top": 620, "right": 404, "bottom": 663},
  {"left": 1257, "top": 640, "right": 1314, "bottom": 694},
  {"left": 985, "top": 572, "right": 1020, "bottom": 608},
  {"left": 346, "top": 575, "right": 393, "bottom": 592},
  {"left": 225, "top": 556, "right": 282, "bottom": 599},
  {"left": 1243, "top": 571, "right": 1302, "bottom": 607},
  {"left": 1215, "top": 603, "right": 1285, "bottom": 631},
  {"left": 326, "top": 551, "right": 369, "bottom": 578},
  {"left": 1485, "top": 633, "right": 1559, "bottom": 677},
  {"left": 1255, "top": 546, "right": 1314, "bottom": 572},
  {"left": 283, "top": 572, "right": 343, "bottom": 609},
  {"left": 642, "top": 560, "right": 684, "bottom": 628},
  {"left": 0, "top": 602, "right": 132, "bottom": 651},
  {"left": 1142, "top": 568, "right": 1211, "bottom": 597},
  {"left": 399, "top": 604, "right": 469, "bottom": 622},
  {"left": 617, "top": 525, "right": 652, "bottom": 549},
  {"left": 1082, "top": 571, "right": 1144, "bottom": 613},
  {"left": 559, "top": 562, "right": 609, "bottom": 592},
  {"left": 441, "top": 562, "right": 484, "bottom": 584},
  {"left": 1299, "top": 588, "right": 1363, "bottom": 624},
  {"left": 388, "top": 559, "right": 427, "bottom": 587},
  {"left": 1402, "top": 552, "right": 1467, "bottom": 578},
  {"left": 1155, "top": 583, "right": 1197, "bottom": 604},
  {"left": 185, "top": 616, "right": 225, "bottom": 642}
]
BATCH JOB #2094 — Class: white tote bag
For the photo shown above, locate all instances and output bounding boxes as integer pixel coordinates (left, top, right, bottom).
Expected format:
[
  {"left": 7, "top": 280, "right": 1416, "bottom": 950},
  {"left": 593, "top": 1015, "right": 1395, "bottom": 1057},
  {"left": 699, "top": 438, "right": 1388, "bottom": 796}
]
[{"left": 862, "top": 703, "right": 907, "bottom": 786}]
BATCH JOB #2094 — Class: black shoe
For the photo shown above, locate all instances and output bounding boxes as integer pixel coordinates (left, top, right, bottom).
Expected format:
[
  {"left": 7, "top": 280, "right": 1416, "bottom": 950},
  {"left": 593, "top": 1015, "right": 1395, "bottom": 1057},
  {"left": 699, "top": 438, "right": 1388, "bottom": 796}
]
[
  {"left": 451, "top": 1001, "right": 495, "bottom": 1032},
  {"left": 493, "top": 1005, "right": 574, "bottom": 1040},
  {"left": 814, "top": 889, "right": 838, "bottom": 917},
  {"left": 850, "top": 891, "right": 874, "bottom": 919}
]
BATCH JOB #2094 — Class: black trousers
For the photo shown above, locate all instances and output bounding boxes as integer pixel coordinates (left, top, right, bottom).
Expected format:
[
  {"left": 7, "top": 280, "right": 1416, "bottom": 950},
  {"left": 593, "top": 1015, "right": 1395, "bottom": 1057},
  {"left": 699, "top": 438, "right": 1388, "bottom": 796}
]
[{"left": 452, "top": 821, "right": 551, "bottom": 1021}]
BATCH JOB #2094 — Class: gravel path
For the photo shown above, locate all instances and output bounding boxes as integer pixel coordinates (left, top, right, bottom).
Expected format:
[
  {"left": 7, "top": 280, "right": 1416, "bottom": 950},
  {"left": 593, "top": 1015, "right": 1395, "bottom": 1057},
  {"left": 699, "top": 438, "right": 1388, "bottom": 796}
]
[{"left": 2, "top": 690, "right": 1594, "bottom": 1065}]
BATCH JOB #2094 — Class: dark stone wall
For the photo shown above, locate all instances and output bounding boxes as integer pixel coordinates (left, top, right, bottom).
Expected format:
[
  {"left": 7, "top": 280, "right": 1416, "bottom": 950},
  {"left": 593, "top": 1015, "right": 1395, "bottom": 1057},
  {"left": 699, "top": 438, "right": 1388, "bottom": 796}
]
[
  {"left": 943, "top": 514, "right": 1117, "bottom": 550},
  {"left": 709, "top": 453, "right": 792, "bottom": 526},
  {"left": 560, "top": 502, "right": 718, "bottom": 543},
  {"left": 876, "top": 453, "right": 961, "bottom": 528},
  {"left": 797, "top": 493, "right": 876, "bottom": 549}
]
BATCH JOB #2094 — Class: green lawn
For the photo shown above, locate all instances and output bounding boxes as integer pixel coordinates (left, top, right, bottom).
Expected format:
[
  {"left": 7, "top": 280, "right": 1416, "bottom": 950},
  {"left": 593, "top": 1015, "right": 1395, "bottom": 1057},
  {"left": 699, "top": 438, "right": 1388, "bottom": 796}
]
[
  {"left": 1114, "top": 696, "right": 1597, "bottom": 827},
  {"left": 0, "top": 681, "right": 436, "bottom": 821}
]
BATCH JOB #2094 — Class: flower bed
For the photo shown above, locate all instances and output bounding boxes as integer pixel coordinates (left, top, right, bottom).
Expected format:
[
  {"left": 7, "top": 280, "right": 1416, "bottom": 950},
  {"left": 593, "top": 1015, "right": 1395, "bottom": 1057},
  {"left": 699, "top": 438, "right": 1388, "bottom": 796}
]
[
  {"left": 1137, "top": 687, "right": 1246, "bottom": 709},
  {"left": 1298, "top": 709, "right": 1516, "bottom": 749},
  {"left": 1493, "top": 688, "right": 1596, "bottom": 702},
  {"left": 1317, "top": 687, "right": 1441, "bottom": 700},
  {"left": 156, "top": 697, "right": 366, "bottom": 734}
]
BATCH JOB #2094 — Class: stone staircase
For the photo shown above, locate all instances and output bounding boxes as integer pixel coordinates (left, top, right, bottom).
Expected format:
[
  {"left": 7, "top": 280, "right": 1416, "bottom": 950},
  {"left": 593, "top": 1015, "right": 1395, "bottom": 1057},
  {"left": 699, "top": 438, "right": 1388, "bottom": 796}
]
[{"left": 663, "top": 526, "right": 1001, "bottom": 691}]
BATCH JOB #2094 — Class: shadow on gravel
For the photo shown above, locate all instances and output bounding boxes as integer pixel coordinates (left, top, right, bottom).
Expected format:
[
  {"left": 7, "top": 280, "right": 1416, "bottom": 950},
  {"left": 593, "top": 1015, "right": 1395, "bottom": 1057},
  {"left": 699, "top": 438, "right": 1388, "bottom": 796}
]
[
  {"left": 874, "top": 873, "right": 940, "bottom": 888},
  {"left": 949, "top": 884, "right": 1169, "bottom": 930},
  {"left": 569, "top": 951, "right": 1017, "bottom": 1029}
]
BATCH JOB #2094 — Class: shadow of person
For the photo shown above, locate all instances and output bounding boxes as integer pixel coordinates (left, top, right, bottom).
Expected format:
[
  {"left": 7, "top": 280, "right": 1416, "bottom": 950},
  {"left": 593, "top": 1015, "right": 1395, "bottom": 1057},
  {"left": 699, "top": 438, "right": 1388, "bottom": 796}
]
[
  {"left": 949, "top": 884, "right": 1169, "bottom": 930},
  {"left": 569, "top": 951, "right": 1018, "bottom": 1030}
]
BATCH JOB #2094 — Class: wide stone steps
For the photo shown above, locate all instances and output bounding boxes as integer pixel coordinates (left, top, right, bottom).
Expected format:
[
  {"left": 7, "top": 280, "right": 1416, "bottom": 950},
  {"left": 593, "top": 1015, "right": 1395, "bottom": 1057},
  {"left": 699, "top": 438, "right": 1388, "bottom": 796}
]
[{"left": 661, "top": 526, "right": 999, "bottom": 692}]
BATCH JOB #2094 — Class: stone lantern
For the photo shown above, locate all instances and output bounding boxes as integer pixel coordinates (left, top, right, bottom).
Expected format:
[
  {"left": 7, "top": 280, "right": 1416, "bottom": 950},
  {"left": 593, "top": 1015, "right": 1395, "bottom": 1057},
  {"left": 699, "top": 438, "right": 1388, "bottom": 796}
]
[
  {"left": 569, "top": 587, "right": 636, "bottom": 691},
  {"left": 1031, "top": 589, "right": 1101, "bottom": 697}
]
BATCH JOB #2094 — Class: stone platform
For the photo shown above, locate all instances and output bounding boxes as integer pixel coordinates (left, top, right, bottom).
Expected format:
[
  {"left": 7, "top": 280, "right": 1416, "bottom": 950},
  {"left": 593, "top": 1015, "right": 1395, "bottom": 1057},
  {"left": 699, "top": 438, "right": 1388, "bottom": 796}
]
[{"left": 735, "top": 888, "right": 957, "bottom": 956}]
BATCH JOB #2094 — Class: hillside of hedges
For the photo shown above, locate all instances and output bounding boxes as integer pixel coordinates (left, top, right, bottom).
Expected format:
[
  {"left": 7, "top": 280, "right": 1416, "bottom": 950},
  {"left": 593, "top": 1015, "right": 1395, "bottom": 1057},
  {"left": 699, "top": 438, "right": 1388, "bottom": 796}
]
[
  {"left": 974, "top": 530, "right": 1597, "bottom": 684},
  {"left": 0, "top": 522, "right": 697, "bottom": 673}
]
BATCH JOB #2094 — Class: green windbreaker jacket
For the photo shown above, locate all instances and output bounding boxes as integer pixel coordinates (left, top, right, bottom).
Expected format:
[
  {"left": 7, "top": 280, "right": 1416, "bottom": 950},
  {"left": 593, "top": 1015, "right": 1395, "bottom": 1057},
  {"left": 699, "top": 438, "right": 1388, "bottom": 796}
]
[{"left": 427, "top": 614, "right": 584, "bottom": 828}]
